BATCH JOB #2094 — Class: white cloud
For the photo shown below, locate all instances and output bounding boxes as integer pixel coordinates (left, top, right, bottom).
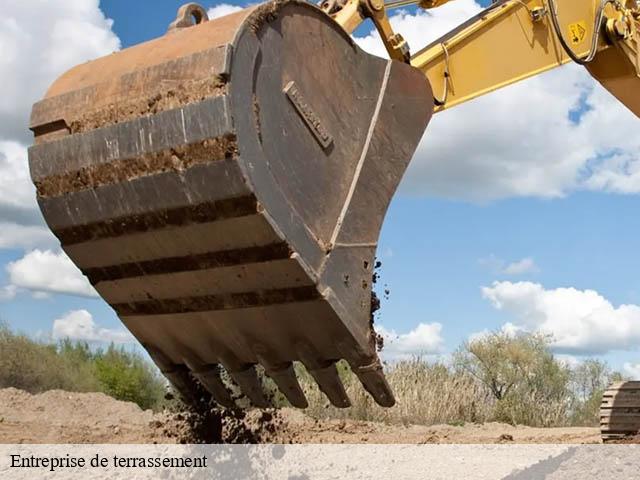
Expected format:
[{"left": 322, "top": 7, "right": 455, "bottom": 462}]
[
  {"left": 482, "top": 281, "right": 640, "bottom": 355},
  {"left": 0, "top": 142, "right": 39, "bottom": 224},
  {"left": 479, "top": 255, "right": 538, "bottom": 275},
  {"left": 0, "top": 285, "right": 17, "bottom": 302},
  {"left": 378, "top": 322, "right": 445, "bottom": 360},
  {"left": 0, "top": 1, "right": 119, "bottom": 252},
  {"left": 0, "top": 0, "right": 120, "bottom": 144},
  {"left": 207, "top": 3, "right": 244, "bottom": 20},
  {"left": 468, "top": 322, "right": 524, "bottom": 343},
  {"left": 52, "top": 310, "right": 133, "bottom": 344},
  {"left": 354, "top": 2, "right": 640, "bottom": 201},
  {"left": 0, "top": 222, "right": 59, "bottom": 250},
  {"left": 6, "top": 249, "right": 97, "bottom": 298},
  {"left": 555, "top": 354, "right": 582, "bottom": 368},
  {"left": 502, "top": 258, "right": 538, "bottom": 275},
  {"left": 31, "top": 291, "right": 52, "bottom": 300},
  {"left": 624, "top": 362, "right": 640, "bottom": 378}
]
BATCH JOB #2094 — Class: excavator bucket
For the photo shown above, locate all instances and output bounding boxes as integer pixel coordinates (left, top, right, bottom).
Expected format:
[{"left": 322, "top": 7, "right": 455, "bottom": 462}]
[{"left": 28, "top": 0, "right": 433, "bottom": 408}]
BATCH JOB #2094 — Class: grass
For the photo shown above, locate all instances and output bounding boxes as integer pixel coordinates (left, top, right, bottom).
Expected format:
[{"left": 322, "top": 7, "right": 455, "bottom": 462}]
[{"left": 297, "top": 359, "right": 493, "bottom": 426}]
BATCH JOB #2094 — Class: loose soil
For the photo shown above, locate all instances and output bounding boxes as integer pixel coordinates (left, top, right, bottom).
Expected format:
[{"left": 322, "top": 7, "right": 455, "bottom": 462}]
[{"left": 0, "top": 388, "right": 608, "bottom": 444}]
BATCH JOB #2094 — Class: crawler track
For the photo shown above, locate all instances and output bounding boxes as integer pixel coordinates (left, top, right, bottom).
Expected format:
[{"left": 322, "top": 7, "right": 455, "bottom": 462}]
[{"left": 600, "top": 381, "right": 640, "bottom": 442}]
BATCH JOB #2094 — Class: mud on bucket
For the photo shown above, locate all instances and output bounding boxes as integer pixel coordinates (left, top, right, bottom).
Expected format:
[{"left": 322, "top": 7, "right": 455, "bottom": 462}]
[{"left": 28, "top": 0, "right": 434, "bottom": 409}]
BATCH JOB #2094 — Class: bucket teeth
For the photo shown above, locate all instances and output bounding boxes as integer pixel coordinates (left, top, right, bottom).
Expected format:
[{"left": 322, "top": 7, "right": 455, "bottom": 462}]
[
  {"left": 266, "top": 363, "right": 308, "bottom": 409},
  {"left": 229, "top": 365, "right": 270, "bottom": 408},
  {"left": 354, "top": 360, "right": 395, "bottom": 408},
  {"left": 192, "top": 364, "right": 236, "bottom": 408},
  {"left": 146, "top": 346, "right": 203, "bottom": 404},
  {"left": 163, "top": 366, "right": 202, "bottom": 405},
  {"left": 307, "top": 362, "right": 351, "bottom": 408}
]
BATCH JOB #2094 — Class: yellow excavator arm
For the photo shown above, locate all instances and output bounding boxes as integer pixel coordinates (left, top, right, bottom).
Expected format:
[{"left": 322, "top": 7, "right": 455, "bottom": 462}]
[{"left": 326, "top": 0, "right": 640, "bottom": 115}]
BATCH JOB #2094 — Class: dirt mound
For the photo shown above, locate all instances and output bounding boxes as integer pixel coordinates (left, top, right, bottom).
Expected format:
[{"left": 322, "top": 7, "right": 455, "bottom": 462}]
[
  {"left": 0, "top": 388, "right": 611, "bottom": 444},
  {"left": 0, "top": 388, "right": 157, "bottom": 443},
  {"left": 0, "top": 388, "right": 285, "bottom": 444}
]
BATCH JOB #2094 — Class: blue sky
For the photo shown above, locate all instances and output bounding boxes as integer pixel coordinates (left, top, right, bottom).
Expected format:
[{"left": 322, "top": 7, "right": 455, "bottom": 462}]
[{"left": 0, "top": 0, "right": 638, "bottom": 376}]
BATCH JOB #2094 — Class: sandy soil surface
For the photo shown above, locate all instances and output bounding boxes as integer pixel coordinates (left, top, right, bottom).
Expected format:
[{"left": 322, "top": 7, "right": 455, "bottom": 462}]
[{"left": 0, "top": 388, "right": 603, "bottom": 444}]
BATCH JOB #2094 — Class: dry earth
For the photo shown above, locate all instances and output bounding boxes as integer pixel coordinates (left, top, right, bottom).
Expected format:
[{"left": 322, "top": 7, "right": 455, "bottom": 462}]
[{"left": 0, "top": 388, "right": 603, "bottom": 444}]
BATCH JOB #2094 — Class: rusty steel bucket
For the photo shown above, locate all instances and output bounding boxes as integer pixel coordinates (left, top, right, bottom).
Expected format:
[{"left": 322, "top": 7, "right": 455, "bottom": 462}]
[{"left": 29, "top": 0, "right": 434, "bottom": 409}]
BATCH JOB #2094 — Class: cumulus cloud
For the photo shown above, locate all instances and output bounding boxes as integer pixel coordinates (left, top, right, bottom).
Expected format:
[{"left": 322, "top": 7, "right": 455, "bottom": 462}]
[
  {"left": 624, "top": 362, "right": 640, "bottom": 378},
  {"left": 377, "top": 323, "right": 445, "bottom": 360},
  {"left": 354, "top": 1, "right": 640, "bottom": 201},
  {"left": 52, "top": 310, "right": 133, "bottom": 343},
  {"left": 0, "top": 0, "right": 120, "bottom": 144},
  {"left": 6, "top": 249, "right": 97, "bottom": 298},
  {"left": 207, "top": 3, "right": 244, "bottom": 19},
  {"left": 481, "top": 281, "right": 640, "bottom": 355},
  {"left": 0, "top": 0, "right": 119, "bottom": 251}
]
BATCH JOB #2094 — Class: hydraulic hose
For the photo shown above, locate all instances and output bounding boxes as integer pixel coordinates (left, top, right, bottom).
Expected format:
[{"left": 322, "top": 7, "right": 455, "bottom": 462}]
[{"left": 546, "top": 0, "right": 612, "bottom": 65}]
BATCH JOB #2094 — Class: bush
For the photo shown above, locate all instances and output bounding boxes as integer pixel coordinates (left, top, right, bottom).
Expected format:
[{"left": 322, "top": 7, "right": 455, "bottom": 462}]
[
  {"left": 0, "top": 323, "right": 166, "bottom": 410},
  {"left": 0, "top": 325, "right": 99, "bottom": 393},
  {"left": 569, "top": 359, "right": 626, "bottom": 426},
  {"left": 454, "top": 331, "right": 573, "bottom": 427},
  {"left": 94, "top": 345, "right": 166, "bottom": 410}
]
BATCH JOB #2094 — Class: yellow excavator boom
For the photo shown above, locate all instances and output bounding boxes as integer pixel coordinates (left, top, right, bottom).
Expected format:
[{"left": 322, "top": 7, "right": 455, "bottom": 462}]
[{"left": 329, "top": 0, "right": 640, "bottom": 114}]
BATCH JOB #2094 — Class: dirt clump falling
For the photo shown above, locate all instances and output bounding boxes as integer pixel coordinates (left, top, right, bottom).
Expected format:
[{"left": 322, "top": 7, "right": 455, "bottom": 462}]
[
  {"left": 158, "top": 389, "right": 287, "bottom": 444},
  {"left": 369, "top": 259, "right": 386, "bottom": 352}
]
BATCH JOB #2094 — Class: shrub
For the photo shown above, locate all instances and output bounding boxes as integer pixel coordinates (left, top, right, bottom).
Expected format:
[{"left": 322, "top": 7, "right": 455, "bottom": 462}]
[
  {"left": 0, "top": 324, "right": 99, "bottom": 393},
  {"left": 454, "top": 331, "right": 573, "bottom": 427},
  {"left": 93, "top": 344, "right": 166, "bottom": 411},
  {"left": 569, "top": 359, "right": 626, "bottom": 426},
  {"left": 0, "top": 323, "right": 165, "bottom": 410}
]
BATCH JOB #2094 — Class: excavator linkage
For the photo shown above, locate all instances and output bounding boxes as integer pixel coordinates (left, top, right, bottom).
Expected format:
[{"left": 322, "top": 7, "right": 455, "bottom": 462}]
[{"left": 29, "top": 1, "right": 434, "bottom": 408}]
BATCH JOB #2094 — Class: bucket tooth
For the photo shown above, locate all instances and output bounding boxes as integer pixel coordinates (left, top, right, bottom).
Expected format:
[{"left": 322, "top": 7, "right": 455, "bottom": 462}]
[
  {"left": 29, "top": 0, "right": 434, "bottom": 410},
  {"left": 229, "top": 365, "right": 270, "bottom": 408},
  {"left": 306, "top": 362, "right": 351, "bottom": 408},
  {"left": 353, "top": 360, "right": 395, "bottom": 407},
  {"left": 146, "top": 345, "right": 203, "bottom": 404},
  {"left": 165, "top": 366, "right": 203, "bottom": 404},
  {"left": 192, "top": 364, "right": 236, "bottom": 408},
  {"left": 265, "top": 363, "right": 308, "bottom": 408}
]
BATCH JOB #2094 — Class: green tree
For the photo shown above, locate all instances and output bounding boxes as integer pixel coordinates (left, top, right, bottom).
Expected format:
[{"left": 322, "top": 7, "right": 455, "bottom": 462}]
[
  {"left": 569, "top": 359, "right": 624, "bottom": 426},
  {"left": 454, "top": 331, "right": 572, "bottom": 426},
  {"left": 93, "top": 344, "right": 166, "bottom": 410}
]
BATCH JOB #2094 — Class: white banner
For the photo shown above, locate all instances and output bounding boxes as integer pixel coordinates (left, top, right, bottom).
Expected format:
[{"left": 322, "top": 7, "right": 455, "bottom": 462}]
[{"left": 1, "top": 444, "right": 639, "bottom": 479}]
